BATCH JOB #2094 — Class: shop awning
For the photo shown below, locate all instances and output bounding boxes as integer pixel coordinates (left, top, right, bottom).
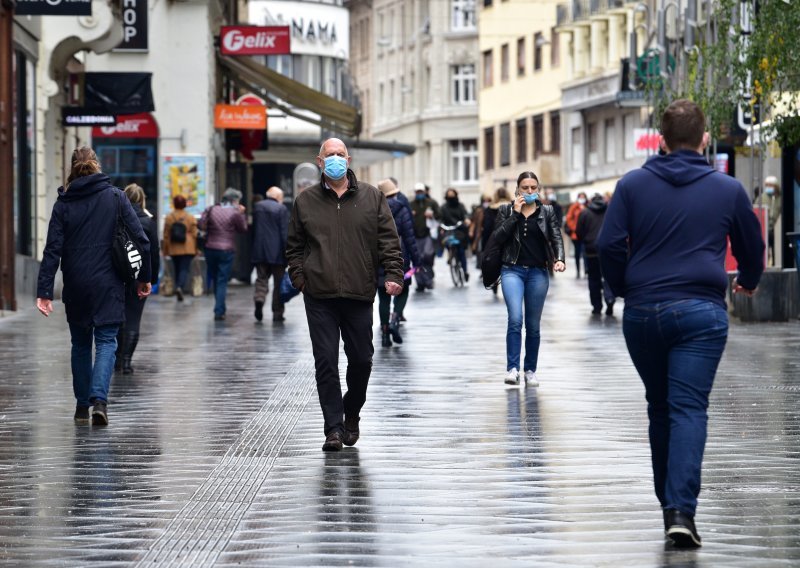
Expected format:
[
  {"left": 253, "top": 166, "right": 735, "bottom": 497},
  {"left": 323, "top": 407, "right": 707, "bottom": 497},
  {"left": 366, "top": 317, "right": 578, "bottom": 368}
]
[{"left": 218, "top": 56, "right": 362, "bottom": 137}]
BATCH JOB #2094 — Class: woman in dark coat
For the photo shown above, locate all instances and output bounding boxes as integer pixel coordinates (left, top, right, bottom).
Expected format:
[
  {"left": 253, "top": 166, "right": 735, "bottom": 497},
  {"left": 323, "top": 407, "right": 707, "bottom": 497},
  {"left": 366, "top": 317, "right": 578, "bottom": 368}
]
[
  {"left": 439, "top": 187, "right": 471, "bottom": 281},
  {"left": 115, "top": 184, "right": 160, "bottom": 374},
  {"left": 376, "top": 179, "right": 421, "bottom": 347},
  {"left": 36, "top": 147, "right": 152, "bottom": 426}
]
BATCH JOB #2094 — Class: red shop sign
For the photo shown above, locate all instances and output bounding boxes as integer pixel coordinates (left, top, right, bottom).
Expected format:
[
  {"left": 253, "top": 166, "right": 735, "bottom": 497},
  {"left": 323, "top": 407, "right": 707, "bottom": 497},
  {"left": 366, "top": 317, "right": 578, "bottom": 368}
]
[
  {"left": 92, "top": 113, "right": 159, "bottom": 138},
  {"left": 219, "top": 26, "right": 291, "bottom": 56}
]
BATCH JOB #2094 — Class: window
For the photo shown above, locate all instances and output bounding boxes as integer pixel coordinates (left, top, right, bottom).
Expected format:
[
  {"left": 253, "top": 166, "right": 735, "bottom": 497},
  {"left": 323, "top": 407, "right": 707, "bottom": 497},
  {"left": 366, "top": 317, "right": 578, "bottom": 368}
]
[
  {"left": 483, "top": 0, "right": 493, "bottom": 6},
  {"left": 450, "top": 139, "right": 479, "bottom": 183},
  {"left": 550, "top": 112, "right": 561, "bottom": 155},
  {"left": 533, "top": 114, "right": 544, "bottom": 158},
  {"left": 571, "top": 126, "right": 582, "bottom": 171},
  {"left": 379, "top": 83, "right": 385, "bottom": 114},
  {"left": 501, "top": 44, "right": 510, "bottom": 82},
  {"left": 452, "top": 64, "right": 476, "bottom": 104},
  {"left": 389, "top": 79, "right": 395, "bottom": 113},
  {"left": 588, "top": 122, "right": 599, "bottom": 166},
  {"left": 500, "top": 122, "right": 511, "bottom": 166},
  {"left": 484, "top": 127, "right": 495, "bottom": 170},
  {"left": 482, "top": 50, "right": 493, "bottom": 87},
  {"left": 605, "top": 118, "right": 616, "bottom": 163},
  {"left": 516, "top": 118, "right": 527, "bottom": 163},
  {"left": 452, "top": 0, "right": 476, "bottom": 31},
  {"left": 624, "top": 114, "right": 635, "bottom": 159},
  {"left": 13, "top": 51, "right": 36, "bottom": 256},
  {"left": 534, "top": 32, "right": 543, "bottom": 71},
  {"left": 550, "top": 28, "right": 560, "bottom": 67},
  {"left": 517, "top": 37, "right": 526, "bottom": 77}
]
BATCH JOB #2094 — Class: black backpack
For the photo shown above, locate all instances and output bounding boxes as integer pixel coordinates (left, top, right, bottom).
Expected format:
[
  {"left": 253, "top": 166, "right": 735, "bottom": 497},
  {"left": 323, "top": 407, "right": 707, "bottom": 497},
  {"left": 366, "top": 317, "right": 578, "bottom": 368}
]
[{"left": 170, "top": 219, "right": 187, "bottom": 243}]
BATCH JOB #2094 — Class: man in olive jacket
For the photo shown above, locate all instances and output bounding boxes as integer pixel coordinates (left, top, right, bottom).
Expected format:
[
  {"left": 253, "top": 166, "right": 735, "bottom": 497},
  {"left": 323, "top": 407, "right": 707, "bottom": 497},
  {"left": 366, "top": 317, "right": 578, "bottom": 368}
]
[{"left": 287, "top": 137, "right": 404, "bottom": 452}]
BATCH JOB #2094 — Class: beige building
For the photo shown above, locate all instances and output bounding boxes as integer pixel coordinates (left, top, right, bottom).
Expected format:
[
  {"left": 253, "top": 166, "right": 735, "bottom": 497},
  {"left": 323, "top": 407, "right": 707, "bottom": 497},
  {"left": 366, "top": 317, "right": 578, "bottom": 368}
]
[
  {"left": 348, "top": 0, "right": 480, "bottom": 203},
  {"left": 478, "top": 0, "right": 568, "bottom": 198}
]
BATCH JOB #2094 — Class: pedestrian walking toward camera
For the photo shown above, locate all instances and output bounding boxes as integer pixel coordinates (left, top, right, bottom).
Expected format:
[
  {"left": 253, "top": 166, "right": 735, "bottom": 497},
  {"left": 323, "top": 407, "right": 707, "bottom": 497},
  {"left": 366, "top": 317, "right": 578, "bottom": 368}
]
[
  {"left": 409, "top": 182, "right": 440, "bottom": 291},
  {"left": 199, "top": 188, "right": 247, "bottom": 321},
  {"left": 565, "top": 192, "right": 588, "bottom": 278},
  {"left": 36, "top": 147, "right": 152, "bottom": 426},
  {"left": 597, "top": 100, "right": 764, "bottom": 548},
  {"left": 440, "top": 188, "right": 471, "bottom": 282},
  {"left": 576, "top": 193, "right": 615, "bottom": 316},
  {"left": 376, "top": 179, "right": 421, "bottom": 347},
  {"left": 115, "top": 184, "right": 160, "bottom": 375},
  {"left": 287, "top": 138, "right": 404, "bottom": 452},
  {"left": 162, "top": 194, "right": 198, "bottom": 301},
  {"left": 492, "top": 171, "right": 566, "bottom": 387},
  {"left": 252, "top": 186, "right": 289, "bottom": 322}
]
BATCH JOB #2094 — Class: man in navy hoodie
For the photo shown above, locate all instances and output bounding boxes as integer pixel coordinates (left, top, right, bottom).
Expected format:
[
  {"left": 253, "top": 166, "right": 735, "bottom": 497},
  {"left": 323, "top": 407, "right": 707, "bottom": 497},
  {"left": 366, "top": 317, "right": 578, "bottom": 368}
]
[{"left": 597, "top": 100, "right": 764, "bottom": 548}]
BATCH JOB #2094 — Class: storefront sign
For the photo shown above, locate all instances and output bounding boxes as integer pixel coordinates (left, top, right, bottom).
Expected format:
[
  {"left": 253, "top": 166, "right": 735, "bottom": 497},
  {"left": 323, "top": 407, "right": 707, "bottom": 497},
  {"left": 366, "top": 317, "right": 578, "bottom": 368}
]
[
  {"left": 161, "top": 155, "right": 207, "bottom": 216},
  {"left": 633, "top": 128, "right": 660, "bottom": 157},
  {"left": 115, "top": 0, "right": 149, "bottom": 52},
  {"left": 92, "top": 113, "right": 159, "bottom": 138},
  {"left": 214, "top": 104, "right": 267, "bottom": 130},
  {"left": 15, "top": 0, "right": 91, "bottom": 16},
  {"left": 62, "top": 108, "right": 116, "bottom": 126},
  {"left": 249, "top": 1, "right": 349, "bottom": 58},
  {"left": 220, "top": 26, "right": 290, "bottom": 56}
]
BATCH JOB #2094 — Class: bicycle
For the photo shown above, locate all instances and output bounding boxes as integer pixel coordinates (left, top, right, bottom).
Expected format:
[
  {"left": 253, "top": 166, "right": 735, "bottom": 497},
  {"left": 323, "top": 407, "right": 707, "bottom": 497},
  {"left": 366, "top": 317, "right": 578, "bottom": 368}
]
[{"left": 440, "top": 222, "right": 466, "bottom": 288}]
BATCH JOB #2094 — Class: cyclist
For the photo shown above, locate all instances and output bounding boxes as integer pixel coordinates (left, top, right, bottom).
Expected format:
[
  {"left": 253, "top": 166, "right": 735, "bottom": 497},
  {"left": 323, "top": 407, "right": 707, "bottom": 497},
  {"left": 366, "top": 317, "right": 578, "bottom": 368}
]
[{"left": 440, "top": 188, "right": 471, "bottom": 281}]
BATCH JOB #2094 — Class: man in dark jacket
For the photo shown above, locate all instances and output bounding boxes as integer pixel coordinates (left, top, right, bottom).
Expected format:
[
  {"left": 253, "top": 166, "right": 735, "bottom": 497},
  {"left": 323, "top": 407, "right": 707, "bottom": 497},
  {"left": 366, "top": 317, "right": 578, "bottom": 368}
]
[
  {"left": 252, "top": 186, "right": 289, "bottom": 322},
  {"left": 597, "top": 100, "right": 764, "bottom": 548},
  {"left": 287, "top": 138, "right": 404, "bottom": 452},
  {"left": 409, "top": 183, "right": 440, "bottom": 291},
  {"left": 576, "top": 193, "right": 615, "bottom": 316}
]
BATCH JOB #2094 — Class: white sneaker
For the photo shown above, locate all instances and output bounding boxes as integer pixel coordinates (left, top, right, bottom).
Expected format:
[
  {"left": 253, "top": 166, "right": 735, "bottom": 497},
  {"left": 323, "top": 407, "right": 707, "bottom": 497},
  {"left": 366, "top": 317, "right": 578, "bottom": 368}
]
[
  {"left": 504, "top": 368, "right": 520, "bottom": 385},
  {"left": 524, "top": 370, "right": 539, "bottom": 387}
]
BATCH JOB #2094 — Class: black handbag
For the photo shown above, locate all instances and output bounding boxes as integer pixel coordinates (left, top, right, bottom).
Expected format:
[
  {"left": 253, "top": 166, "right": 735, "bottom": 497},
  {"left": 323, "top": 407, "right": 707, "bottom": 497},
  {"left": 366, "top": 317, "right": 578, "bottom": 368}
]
[
  {"left": 480, "top": 231, "right": 503, "bottom": 289},
  {"left": 111, "top": 191, "right": 144, "bottom": 283}
]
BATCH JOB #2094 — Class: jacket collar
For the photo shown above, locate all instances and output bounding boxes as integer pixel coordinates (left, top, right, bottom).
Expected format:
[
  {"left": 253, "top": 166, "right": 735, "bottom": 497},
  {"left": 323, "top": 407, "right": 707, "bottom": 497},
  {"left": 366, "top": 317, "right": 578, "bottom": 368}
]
[{"left": 321, "top": 169, "right": 359, "bottom": 194}]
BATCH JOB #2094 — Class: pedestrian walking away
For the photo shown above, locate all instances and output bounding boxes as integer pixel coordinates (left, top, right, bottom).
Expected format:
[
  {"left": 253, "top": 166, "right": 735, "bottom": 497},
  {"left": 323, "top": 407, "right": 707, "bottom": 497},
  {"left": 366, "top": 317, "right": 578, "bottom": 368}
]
[
  {"left": 597, "top": 99, "right": 765, "bottom": 549},
  {"left": 36, "top": 146, "right": 152, "bottom": 426},
  {"left": 199, "top": 188, "right": 248, "bottom": 321},
  {"left": 286, "top": 138, "right": 404, "bottom": 452},
  {"left": 252, "top": 186, "right": 290, "bottom": 322},
  {"left": 576, "top": 193, "right": 616, "bottom": 316},
  {"left": 565, "top": 192, "right": 588, "bottom": 278},
  {"left": 376, "top": 179, "right": 422, "bottom": 347},
  {"left": 162, "top": 194, "right": 199, "bottom": 301},
  {"left": 115, "top": 184, "right": 160, "bottom": 375},
  {"left": 492, "top": 171, "right": 566, "bottom": 388}
]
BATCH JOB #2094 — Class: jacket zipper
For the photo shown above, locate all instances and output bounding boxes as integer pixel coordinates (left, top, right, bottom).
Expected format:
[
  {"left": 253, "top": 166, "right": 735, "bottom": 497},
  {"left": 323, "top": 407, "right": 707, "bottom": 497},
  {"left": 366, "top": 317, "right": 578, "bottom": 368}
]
[{"left": 337, "top": 200, "right": 342, "bottom": 294}]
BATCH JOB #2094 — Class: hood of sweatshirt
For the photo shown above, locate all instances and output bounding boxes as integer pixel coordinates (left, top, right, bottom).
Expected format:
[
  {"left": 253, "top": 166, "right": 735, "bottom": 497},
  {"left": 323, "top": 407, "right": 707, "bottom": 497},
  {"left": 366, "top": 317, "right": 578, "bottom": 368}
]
[
  {"left": 641, "top": 150, "right": 716, "bottom": 187},
  {"left": 587, "top": 196, "right": 607, "bottom": 213},
  {"left": 58, "top": 173, "right": 113, "bottom": 201}
]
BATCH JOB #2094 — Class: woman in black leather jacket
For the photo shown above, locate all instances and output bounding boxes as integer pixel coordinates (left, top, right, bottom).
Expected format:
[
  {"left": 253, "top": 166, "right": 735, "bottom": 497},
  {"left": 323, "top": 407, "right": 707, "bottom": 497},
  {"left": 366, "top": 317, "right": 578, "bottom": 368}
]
[{"left": 492, "top": 171, "right": 566, "bottom": 387}]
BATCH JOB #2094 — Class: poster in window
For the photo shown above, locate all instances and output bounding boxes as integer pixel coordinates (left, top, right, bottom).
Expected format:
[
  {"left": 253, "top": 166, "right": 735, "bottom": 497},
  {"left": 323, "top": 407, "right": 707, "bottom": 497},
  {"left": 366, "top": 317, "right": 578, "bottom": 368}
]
[{"left": 161, "top": 155, "right": 207, "bottom": 217}]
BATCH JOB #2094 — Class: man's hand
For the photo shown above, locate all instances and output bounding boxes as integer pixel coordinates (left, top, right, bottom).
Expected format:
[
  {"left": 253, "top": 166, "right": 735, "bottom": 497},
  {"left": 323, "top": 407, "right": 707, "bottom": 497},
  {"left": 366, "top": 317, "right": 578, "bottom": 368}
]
[
  {"left": 137, "top": 282, "right": 152, "bottom": 299},
  {"left": 553, "top": 261, "right": 566, "bottom": 273},
  {"left": 36, "top": 298, "right": 53, "bottom": 317},
  {"left": 385, "top": 281, "right": 403, "bottom": 296},
  {"left": 733, "top": 281, "right": 757, "bottom": 297}
]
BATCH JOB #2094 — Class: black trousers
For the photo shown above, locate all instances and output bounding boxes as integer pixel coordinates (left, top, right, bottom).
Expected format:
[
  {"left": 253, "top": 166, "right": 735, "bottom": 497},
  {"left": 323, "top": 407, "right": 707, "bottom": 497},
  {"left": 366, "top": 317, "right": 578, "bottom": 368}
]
[
  {"left": 586, "top": 256, "right": 615, "bottom": 311},
  {"left": 303, "top": 294, "right": 374, "bottom": 436}
]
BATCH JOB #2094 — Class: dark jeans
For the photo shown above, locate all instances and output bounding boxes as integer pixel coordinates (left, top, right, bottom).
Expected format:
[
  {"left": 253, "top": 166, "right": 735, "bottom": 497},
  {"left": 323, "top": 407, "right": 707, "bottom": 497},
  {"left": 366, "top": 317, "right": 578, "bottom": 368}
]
[
  {"left": 254, "top": 262, "right": 286, "bottom": 315},
  {"left": 571, "top": 238, "right": 585, "bottom": 276},
  {"left": 204, "top": 248, "right": 235, "bottom": 316},
  {"left": 171, "top": 255, "right": 194, "bottom": 292},
  {"left": 585, "top": 256, "right": 615, "bottom": 311},
  {"left": 304, "top": 295, "right": 374, "bottom": 436},
  {"left": 69, "top": 323, "right": 119, "bottom": 406},
  {"left": 623, "top": 299, "right": 729, "bottom": 516},
  {"left": 377, "top": 280, "right": 410, "bottom": 325}
]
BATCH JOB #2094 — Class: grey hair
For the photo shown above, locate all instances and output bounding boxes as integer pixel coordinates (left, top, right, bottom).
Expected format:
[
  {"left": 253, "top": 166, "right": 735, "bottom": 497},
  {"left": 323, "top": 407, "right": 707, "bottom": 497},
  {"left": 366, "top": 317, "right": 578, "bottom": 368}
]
[{"left": 222, "top": 187, "right": 242, "bottom": 203}]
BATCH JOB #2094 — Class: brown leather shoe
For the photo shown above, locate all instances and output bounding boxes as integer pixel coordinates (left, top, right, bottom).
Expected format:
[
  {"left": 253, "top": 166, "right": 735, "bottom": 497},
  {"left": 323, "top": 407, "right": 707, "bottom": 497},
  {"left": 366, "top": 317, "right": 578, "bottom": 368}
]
[
  {"left": 322, "top": 431, "right": 343, "bottom": 452},
  {"left": 343, "top": 416, "right": 360, "bottom": 446}
]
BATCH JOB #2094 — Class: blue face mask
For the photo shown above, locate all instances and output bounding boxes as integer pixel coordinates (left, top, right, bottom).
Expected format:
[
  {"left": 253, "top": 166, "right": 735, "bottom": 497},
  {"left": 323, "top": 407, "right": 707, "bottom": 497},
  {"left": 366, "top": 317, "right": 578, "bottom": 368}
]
[
  {"left": 415, "top": 193, "right": 426, "bottom": 201},
  {"left": 323, "top": 155, "right": 348, "bottom": 180},
  {"left": 523, "top": 193, "right": 539, "bottom": 205}
]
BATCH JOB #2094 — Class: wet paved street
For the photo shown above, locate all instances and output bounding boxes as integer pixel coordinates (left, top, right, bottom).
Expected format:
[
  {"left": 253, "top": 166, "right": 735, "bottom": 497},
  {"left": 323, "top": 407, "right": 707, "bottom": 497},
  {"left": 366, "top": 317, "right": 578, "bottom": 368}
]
[{"left": 1, "top": 257, "right": 798, "bottom": 566}]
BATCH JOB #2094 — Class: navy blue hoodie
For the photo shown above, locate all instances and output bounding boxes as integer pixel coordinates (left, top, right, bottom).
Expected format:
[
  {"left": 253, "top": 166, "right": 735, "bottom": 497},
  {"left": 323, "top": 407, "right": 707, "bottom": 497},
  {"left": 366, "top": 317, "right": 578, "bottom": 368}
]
[{"left": 596, "top": 150, "right": 764, "bottom": 308}]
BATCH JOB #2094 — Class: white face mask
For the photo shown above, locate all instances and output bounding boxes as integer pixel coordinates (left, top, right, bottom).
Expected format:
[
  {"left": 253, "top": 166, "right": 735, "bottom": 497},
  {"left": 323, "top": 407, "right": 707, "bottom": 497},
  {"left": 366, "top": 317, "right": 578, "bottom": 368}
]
[
  {"left": 578, "top": 198, "right": 586, "bottom": 205},
  {"left": 764, "top": 186, "right": 775, "bottom": 196}
]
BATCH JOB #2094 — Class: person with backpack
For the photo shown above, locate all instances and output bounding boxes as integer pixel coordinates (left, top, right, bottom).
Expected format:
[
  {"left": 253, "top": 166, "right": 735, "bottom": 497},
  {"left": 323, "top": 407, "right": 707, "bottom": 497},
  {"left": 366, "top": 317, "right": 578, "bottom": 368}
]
[{"left": 163, "top": 194, "right": 198, "bottom": 301}]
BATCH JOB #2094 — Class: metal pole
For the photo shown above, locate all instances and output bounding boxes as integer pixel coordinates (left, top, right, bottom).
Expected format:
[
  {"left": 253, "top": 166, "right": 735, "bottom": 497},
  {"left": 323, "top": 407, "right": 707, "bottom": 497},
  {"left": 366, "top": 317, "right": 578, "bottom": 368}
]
[{"left": 0, "top": 0, "right": 17, "bottom": 310}]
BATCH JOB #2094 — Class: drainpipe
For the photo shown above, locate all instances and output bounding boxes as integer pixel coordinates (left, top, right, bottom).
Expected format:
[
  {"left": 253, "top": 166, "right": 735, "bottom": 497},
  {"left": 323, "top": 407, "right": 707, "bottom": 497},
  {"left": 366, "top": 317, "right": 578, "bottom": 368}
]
[{"left": 0, "top": 0, "right": 16, "bottom": 310}]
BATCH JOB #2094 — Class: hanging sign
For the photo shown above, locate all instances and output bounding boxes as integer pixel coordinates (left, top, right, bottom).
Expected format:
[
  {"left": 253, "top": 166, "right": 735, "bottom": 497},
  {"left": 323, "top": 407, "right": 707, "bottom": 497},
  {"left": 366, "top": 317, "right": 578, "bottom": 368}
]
[
  {"left": 62, "top": 108, "right": 116, "bottom": 126},
  {"left": 214, "top": 104, "right": 267, "bottom": 130},
  {"left": 92, "top": 113, "right": 159, "bottom": 139},
  {"left": 115, "top": 0, "right": 149, "bottom": 52},
  {"left": 15, "top": 0, "right": 91, "bottom": 16}
]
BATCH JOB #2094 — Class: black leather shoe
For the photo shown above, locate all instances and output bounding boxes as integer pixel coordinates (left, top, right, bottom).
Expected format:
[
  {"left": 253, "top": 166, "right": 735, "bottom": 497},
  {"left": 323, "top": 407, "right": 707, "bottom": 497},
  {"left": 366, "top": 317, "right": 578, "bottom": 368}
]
[
  {"left": 665, "top": 508, "right": 702, "bottom": 548},
  {"left": 343, "top": 416, "right": 360, "bottom": 447},
  {"left": 606, "top": 302, "right": 615, "bottom": 316},
  {"left": 91, "top": 401, "right": 108, "bottom": 426},
  {"left": 322, "top": 431, "right": 343, "bottom": 452},
  {"left": 74, "top": 405, "right": 90, "bottom": 424},
  {"left": 254, "top": 301, "right": 263, "bottom": 322}
]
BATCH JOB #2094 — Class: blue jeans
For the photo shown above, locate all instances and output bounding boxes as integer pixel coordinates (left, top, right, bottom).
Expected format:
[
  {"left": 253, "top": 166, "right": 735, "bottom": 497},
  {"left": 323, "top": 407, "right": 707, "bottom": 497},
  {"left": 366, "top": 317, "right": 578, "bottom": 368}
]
[
  {"left": 623, "top": 299, "right": 728, "bottom": 516},
  {"left": 500, "top": 265, "right": 549, "bottom": 372},
  {"left": 69, "top": 323, "right": 120, "bottom": 406},
  {"left": 205, "top": 248, "right": 235, "bottom": 316},
  {"left": 171, "top": 254, "right": 194, "bottom": 292}
]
